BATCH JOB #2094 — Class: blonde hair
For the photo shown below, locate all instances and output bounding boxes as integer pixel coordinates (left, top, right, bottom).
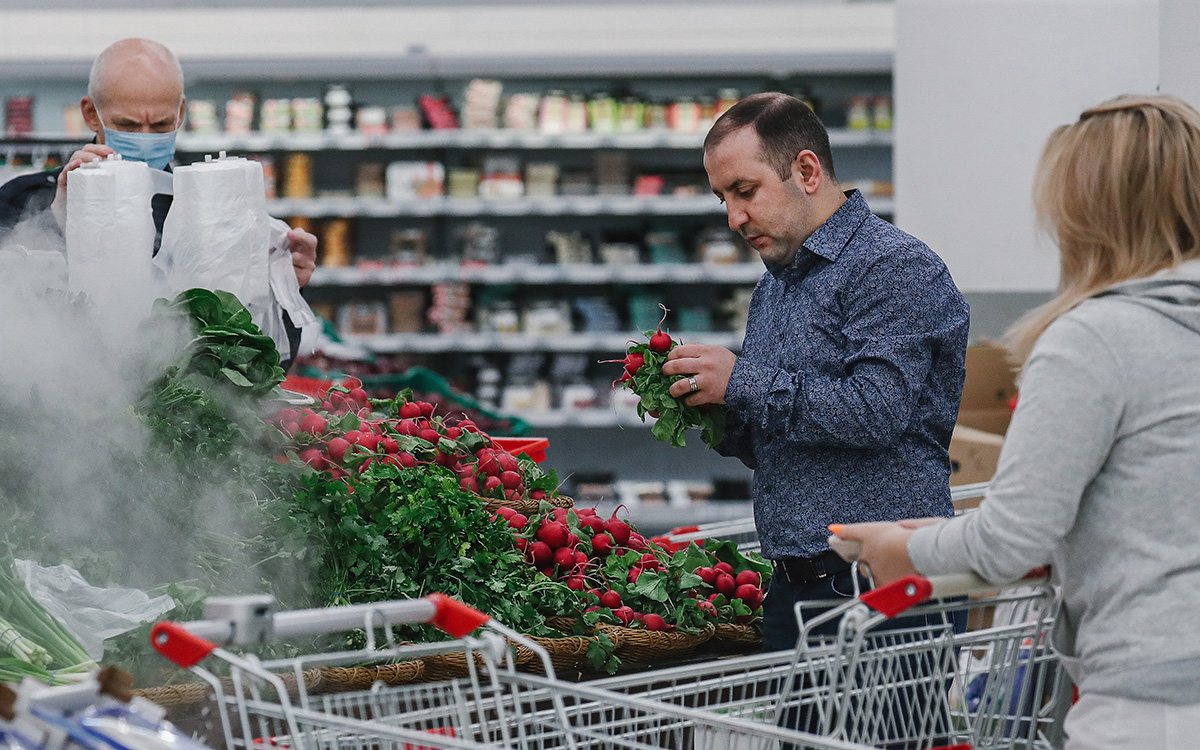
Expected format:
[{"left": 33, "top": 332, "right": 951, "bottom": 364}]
[{"left": 1004, "top": 94, "right": 1200, "bottom": 363}]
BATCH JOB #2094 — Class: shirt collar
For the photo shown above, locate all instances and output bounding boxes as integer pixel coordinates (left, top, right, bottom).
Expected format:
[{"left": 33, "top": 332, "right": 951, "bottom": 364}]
[{"left": 766, "top": 189, "right": 870, "bottom": 279}]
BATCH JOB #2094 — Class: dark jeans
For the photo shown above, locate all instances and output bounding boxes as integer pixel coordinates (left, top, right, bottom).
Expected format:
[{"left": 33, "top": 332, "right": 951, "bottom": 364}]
[{"left": 765, "top": 568, "right": 968, "bottom": 749}]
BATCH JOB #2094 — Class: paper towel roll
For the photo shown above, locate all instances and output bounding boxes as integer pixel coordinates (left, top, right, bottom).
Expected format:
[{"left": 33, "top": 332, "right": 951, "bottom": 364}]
[
  {"left": 65, "top": 156, "right": 163, "bottom": 341},
  {"left": 159, "top": 156, "right": 270, "bottom": 304}
]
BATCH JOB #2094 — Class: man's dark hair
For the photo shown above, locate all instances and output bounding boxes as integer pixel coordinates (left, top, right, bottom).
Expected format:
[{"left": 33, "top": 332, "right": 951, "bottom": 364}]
[{"left": 704, "top": 92, "right": 836, "bottom": 181}]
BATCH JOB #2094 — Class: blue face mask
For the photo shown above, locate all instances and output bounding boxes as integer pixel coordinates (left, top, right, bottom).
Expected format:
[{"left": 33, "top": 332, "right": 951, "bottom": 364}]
[{"left": 99, "top": 114, "right": 177, "bottom": 170}]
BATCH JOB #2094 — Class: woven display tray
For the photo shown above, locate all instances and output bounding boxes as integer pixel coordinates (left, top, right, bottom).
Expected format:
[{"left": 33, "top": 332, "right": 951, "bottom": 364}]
[
  {"left": 705, "top": 623, "right": 763, "bottom": 653},
  {"left": 595, "top": 623, "right": 715, "bottom": 663},
  {"left": 482, "top": 492, "right": 574, "bottom": 516}
]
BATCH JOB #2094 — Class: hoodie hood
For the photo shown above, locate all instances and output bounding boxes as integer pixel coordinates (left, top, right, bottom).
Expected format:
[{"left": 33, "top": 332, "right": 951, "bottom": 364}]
[{"left": 1097, "top": 258, "right": 1200, "bottom": 335}]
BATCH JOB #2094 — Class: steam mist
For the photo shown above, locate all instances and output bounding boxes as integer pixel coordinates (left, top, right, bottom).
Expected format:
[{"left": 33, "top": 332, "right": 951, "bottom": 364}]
[{"left": 0, "top": 213, "right": 312, "bottom": 605}]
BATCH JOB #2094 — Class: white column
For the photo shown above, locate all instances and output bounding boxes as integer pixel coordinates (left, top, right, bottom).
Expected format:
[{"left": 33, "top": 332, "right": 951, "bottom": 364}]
[{"left": 1159, "top": 0, "right": 1200, "bottom": 109}]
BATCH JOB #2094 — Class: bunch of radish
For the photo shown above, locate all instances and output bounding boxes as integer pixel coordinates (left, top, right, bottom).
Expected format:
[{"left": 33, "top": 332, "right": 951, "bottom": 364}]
[{"left": 691, "top": 556, "right": 766, "bottom": 625}]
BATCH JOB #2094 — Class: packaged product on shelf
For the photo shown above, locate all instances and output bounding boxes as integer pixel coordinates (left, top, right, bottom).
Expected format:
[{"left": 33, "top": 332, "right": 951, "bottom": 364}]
[
  {"left": 872, "top": 95, "right": 894, "bottom": 131},
  {"left": 282, "top": 152, "right": 313, "bottom": 198},
  {"left": 588, "top": 92, "right": 618, "bottom": 133},
  {"left": 291, "top": 97, "right": 324, "bottom": 132},
  {"left": 309, "top": 299, "right": 336, "bottom": 322},
  {"left": 525, "top": 162, "right": 559, "bottom": 198},
  {"left": 418, "top": 93, "right": 459, "bottom": 130},
  {"left": 565, "top": 93, "right": 589, "bottom": 133},
  {"left": 355, "top": 162, "right": 386, "bottom": 197},
  {"left": 628, "top": 292, "right": 664, "bottom": 331},
  {"left": 324, "top": 84, "right": 354, "bottom": 134},
  {"left": 224, "top": 91, "right": 256, "bottom": 134},
  {"left": 573, "top": 296, "right": 621, "bottom": 332},
  {"left": 319, "top": 218, "right": 353, "bottom": 267},
  {"left": 246, "top": 154, "right": 277, "bottom": 199},
  {"left": 646, "top": 225, "right": 687, "bottom": 263},
  {"left": 463, "top": 78, "right": 503, "bottom": 129},
  {"left": 632, "top": 174, "right": 665, "bottom": 196},
  {"left": 716, "top": 88, "right": 741, "bottom": 119},
  {"left": 62, "top": 104, "right": 88, "bottom": 137},
  {"left": 474, "top": 362, "right": 503, "bottom": 408},
  {"left": 873, "top": 180, "right": 895, "bottom": 197},
  {"left": 4, "top": 95, "right": 33, "bottom": 136},
  {"left": 645, "top": 101, "right": 669, "bottom": 130},
  {"left": 457, "top": 221, "right": 501, "bottom": 265},
  {"left": 599, "top": 242, "right": 640, "bottom": 265},
  {"left": 503, "top": 93, "right": 540, "bottom": 130},
  {"left": 696, "top": 226, "right": 743, "bottom": 264},
  {"left": 478, "top": 299, "right": 521, "bottom": 334},
  {"left": 502, "top": 381, "right": 551, "bottom": 411},
  {"left": 538, "top": 90, "right": 569, "bottom": 134},
  {"left": 521, "top": 300, "right": 572, "bottom": 336},
  {"left": 388, "top": 290, "right": 426, "bottom": 333},
  {"left": 558, "top": 170, "right": 592, "bottom": 196},
  {"left": 617, "top": 97, "right": 645, "bottom": 132},
  {"left": 846, "top": 95, "right": 871, "bottom": 130},
  {"left": 679, "top": 306, "right": 714, "bottom": 332},
  {"left": 561, "top": 382, "right": 599, "bottom": 410},
  {"left": 698, "top": 96, "right": 718, "bottom": 131},
  {"left": 385, "top": 160, "right": 445, "bottom": 199},
  {"left": 428, "top": 281, "right": 472, "bottom": 333},
  {"left": 389, "top": 227, "right": 428, "bottom": 265},
  {"left": 356, "top": 105, "right": 389, "bottom": 137},
  {"left": 546, "top": 230, "right": 593, "bottom": 264},
  {"left": 668, "top": 98, "right": 702, "bottom": 133},
  {"left": 185, "top": 99, "right": 219, "bottom": 134},
  {"left": 447, "top": 167, "right": 480, "bottom": 198},
  {"left": 723, "top": 287, "right": 755, "bottom": 333},
  {"left": 338, "top": 300, "right": 388, "bottom": 335},
  {"left": 260, "top": 98, "right": 292, "bottom": 133},
  {"left": 479, "top": 155, "right": 524, "bottom": 199},
  {"left": 390, "top": 106, "right": 421, "bottom": 132},
  {"left": 594, "top": 151, "right": 630, "bottom": 195}
]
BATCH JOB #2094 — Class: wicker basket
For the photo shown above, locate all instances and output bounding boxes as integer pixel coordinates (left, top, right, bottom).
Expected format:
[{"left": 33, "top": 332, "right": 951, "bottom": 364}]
[
  {"left": 705, "top": 623, "right": 763, "bottom": 653},
  {"left": 596, "top": 623, "right": 714, "bottom": 663},
  {"left": 482, "top": 493, "right": 575, "bottom": 516},
  {"left": 515, "top": 633, "right": 601, "bottom": 674}
]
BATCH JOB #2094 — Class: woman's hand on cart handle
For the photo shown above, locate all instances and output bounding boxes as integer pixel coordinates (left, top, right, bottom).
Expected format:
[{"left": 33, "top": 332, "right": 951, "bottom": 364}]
[{"left": 827, "top": 521, "right": 921, "bottom": 587}]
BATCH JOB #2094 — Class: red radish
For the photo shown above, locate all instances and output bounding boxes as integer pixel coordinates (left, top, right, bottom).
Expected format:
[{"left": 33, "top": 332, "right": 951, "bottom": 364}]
[
  {"left": 736, "top": 614, "right": 753, "bottom": 625},
  {"left": 539, "top": 567, "right": 555, "bottom": 579},
  {"left": 381, "top": 437, "right": 400, "bottom": 454},
  {"left": 716, "top": 573, "right": 736, "bottom": 598},
  {"left": 504, "top": 488, "right": 522, "bottom": 503},
  {"left": 697, "top": 600, "right": 717, "bottom": 617},
  {"left": 280, "top": 420, "right": 300, "bottom": 436},
  {"left": 628, "top": 533, "right": 647, "bottom": 552},
  {"left": 299, "top": 448, "right": 325, "bottom": 469},
  {"left": 554, "top": 547, "right": 576, "bottom": 569},
  {"left": 299, "top": 413, "right": 327, "bottom": 435},
  {"left": 417, "top": 401, "right": 435, "bottom": 418},
  {"left": 639, "top": 554, "right": 661, "bottom": 570},
  {"left": 648, "top": 306, "right": 673, "bottom": 353},
  {"left": 566, "top": 533, "right": 583, "bottom": 549},
  {"left": 714, "top": 562, "right": 735, "bottom": 576},
  {"left": 613, "top": 606, "right": 634, "bottom": 625},
  {"left": 574, "top": 549, "right": 588, "bottom": 566},
  {"left": 358, "top": 433, "right": 380, "bottom": 452},
  {"left": 460, "top": 477, "right": 478, "bottom": 493},
  {"left": 707, "top": 593, "right": 723, "bottom": 604},
  {"left": 580, "top": 516, "right": 605, "bottom": 534},
  {"left": 326, "top": 437, "right": 351, "bottom": 463},
  {"left": 342, "top": 430, "right": 362, "bottom": 445},
  {"left": 695, "top": 567, "right": 717, "bottom": 585},
  {"left": 736, "top": 584, "right": 763, "bottom": 609},
  {"left": 418, "top": 429, "right": 441, "bottom": 444},
  {"left": 529, "top": 541, "right": 552, "bottom": 567},
  {"left": 599, "top": 590, "right": 621, "bottom": 609},
  {"left": 735, "top": 570, "right": 761, "bottom": 588},
  {"left": 477, "top": 453, "right": 501, "bottom": 476},
  {"left": 496, "top": 453, "right": 520, "bottom": 474},
  {"left": 459, "top": 420, "right": 478, "bottom": 432},
  {"left": 321, "top": 400, "right": 335, "bottom": 412},
  {"left": 499, "top": 471, "right": 522, "bottom": 490},
  {"left": 566, "top": 576, "right": 587, "bottom": 591},
  {"left": 642, "top": 614, "right": 669, "bottom": 631},
  {"left": 398, "top": 420, "right": 420, "bottom": 436},
  {"left": 483, "top": 476, "right": 503, "bottom": 494},
  {"left": 349, "top": 387, "right": 369, "bottom": 407},
  {"left": 445, "top": 426, "right": 463, "bottom": 439},
  {"left": 628, "top": 568, "right": 642, "bottom": 583},
  {"left": 514, "top": 537, "right": 528, "bottom": 552},
  {"left": 271, "top": 455, "right": 289, "bottom": 464},
  {"left": 497, "top": 506, "right": 516, "bottom": 518},
  {"left": 632, "top": 612, "right": 645, "bottom": 622},
  {"left": 508, "top": 513, "right": 528, "bottom": 531},
  {"left": 553, "top": 508, "right": 570, "bottom": 522},
  {"left": 604, "top": 518, "right": 632, "bottom": 546},
  {"left": 592, "top": 533, "right": 613, "bottom": 556},
  {"left": 397, "top": 452, "right": 416, "bottom": 468},
  {"left": 624, "top": 352, "right": 645, "bottom": 375},
  {"left": 537, "top": 522, "right": 569, "bottom": 549},
  {"left": 398, "top": 402, "right": 421, "bottom": 419},
  {"left": 530, "top": 489, "right": 548, "bottom": 501},
  {"left": 584, "top": 605, "right": 600, "bottom": 614},
  {"left": 576, "top": 507, "right": 598, "bottom": 517}
]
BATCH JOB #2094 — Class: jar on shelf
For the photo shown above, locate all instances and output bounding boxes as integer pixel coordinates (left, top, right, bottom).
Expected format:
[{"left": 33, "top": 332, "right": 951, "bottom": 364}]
[
  {"left": 846, "top": 96, "right": 872, "bottom": 130},
  {"left": 283, "top": 152, "right": 313, "bottom": 198}
]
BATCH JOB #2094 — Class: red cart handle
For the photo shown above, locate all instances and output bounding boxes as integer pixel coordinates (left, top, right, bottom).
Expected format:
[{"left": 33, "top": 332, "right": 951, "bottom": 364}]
[{"left": 151, "top": 621, "right": 218, "bottom": 668}]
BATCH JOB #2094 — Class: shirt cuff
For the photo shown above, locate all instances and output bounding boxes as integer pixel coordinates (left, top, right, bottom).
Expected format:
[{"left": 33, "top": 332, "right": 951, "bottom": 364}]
[{"left": 724, "top": 356, "right": 772, "bottom": 429}]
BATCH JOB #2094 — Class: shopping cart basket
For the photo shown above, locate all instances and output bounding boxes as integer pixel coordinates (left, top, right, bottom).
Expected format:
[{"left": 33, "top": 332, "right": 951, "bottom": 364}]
[
  {"left": 590, "top": 566, "right": 1068, "bottom": 750},
  {"left": 150, "top": 594, "right": 886, "bottom": 750}
]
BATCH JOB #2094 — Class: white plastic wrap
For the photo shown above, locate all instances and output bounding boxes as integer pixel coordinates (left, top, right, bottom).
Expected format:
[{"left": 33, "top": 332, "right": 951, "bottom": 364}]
[
  {"left": 158, "top": 156, "right": 270, "bottom": 305},
  {"left": 64, "top": 155, "right": 166, "bottom": 342}
]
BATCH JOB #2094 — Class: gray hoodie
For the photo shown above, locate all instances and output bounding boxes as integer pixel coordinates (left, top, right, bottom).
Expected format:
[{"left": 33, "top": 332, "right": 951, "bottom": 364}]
[{"left": 909, "top": 259, "right": 1200, "bottom": 704}]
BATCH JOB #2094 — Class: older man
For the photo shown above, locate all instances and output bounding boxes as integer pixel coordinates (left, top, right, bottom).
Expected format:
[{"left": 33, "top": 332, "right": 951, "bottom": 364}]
[{"left": 0, "top": 38, "right": 317, "bottom": 358}]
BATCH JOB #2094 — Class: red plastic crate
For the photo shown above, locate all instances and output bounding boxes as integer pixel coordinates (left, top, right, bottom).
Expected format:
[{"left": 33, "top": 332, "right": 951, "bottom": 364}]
[{"left": 492, "top": 437, "right": 550, "bottom": 463}]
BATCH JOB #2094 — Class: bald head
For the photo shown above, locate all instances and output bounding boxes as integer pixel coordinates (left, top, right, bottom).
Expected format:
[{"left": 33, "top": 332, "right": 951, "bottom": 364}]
[{"left": 87, "top": 38, "right": 183, "bottom": 108}]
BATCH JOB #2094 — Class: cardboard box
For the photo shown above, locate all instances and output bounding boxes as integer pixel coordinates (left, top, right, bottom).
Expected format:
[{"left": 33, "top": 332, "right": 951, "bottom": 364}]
[
  {"left": 948, "top": 425, "right": 1005, "bottom": 497},
  {"left": 957, "top": 343, "right": 1019, "bottom": 436}
]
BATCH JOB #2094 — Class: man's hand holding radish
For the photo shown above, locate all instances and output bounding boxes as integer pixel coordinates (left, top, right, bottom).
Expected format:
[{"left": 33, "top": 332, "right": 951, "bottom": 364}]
[{"left": 661, "top": 344, "right": 738, "bottom": 406}]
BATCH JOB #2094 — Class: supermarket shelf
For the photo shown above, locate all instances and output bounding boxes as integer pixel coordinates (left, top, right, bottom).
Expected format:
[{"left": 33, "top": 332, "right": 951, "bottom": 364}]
[
  {"left": 175, "top": 128, "right": 892, "bottom": 153},
  {"left": 349, "top": 331, "right": 744, "bottom": 354},
  {"left": 309, "top": 262, "right": 767, "bottom": 288},
  {"left": 517, "top": 409, "right": 649, "bottom": 429},
  {"left": 267, "top": 194, "right": 895, "bottom": 218}
]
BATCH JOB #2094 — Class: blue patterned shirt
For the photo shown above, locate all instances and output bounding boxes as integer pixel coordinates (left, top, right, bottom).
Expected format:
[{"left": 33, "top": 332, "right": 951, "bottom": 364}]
[{"left": 721, "top": 190, "right": 969, "bottom": 559}]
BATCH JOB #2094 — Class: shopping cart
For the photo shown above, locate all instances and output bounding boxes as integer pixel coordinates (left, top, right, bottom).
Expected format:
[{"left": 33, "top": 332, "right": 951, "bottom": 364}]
[
  {"left": 589, "top": 567, "right": 1069, "bottom": 750},
  {"left": 150, "top": 593, "right": 888, "bottom": 750},
  {"left": 660, "top": 483, "right": 993, "bottom": 553}
]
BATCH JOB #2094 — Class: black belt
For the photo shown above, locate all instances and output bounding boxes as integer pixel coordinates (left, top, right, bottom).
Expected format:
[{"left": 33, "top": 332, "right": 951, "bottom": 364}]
[{"left": 772, "top": 550, "right": 854, "bottom": 585}]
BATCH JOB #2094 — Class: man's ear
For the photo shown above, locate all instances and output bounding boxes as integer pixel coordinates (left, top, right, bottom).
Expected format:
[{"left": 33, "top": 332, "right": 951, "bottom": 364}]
[
  {"left": 791, "top": 150, "right": 824, "bottom": 195},
  {"left": 176, "top": 95, "right": 187, "bottom": 131},
  {"left": 81, "top": 97, "right": 103, "bottom": 139}
]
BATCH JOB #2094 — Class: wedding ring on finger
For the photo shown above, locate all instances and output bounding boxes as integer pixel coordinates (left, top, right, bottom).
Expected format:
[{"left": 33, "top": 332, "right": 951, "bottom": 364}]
[{"left": 688, "top": 376, "right": 699, "bottom": 394}]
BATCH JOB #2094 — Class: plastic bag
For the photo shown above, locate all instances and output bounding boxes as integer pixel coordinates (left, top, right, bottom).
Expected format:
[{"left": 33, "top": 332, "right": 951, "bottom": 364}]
[{"left": 13, "top": 561, "right": 175, "bottom": 661}]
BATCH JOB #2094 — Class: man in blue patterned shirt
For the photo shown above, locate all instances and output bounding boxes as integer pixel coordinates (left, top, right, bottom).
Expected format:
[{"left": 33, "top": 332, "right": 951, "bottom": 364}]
[{"left": 662, "top": 93, "right": 969, "bottom": 651}]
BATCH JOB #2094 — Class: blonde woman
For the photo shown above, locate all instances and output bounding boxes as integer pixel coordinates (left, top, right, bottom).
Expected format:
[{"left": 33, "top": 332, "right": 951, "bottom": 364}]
[{"left": 835, "top": 94, "right": 1200, "bottom": 750}]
